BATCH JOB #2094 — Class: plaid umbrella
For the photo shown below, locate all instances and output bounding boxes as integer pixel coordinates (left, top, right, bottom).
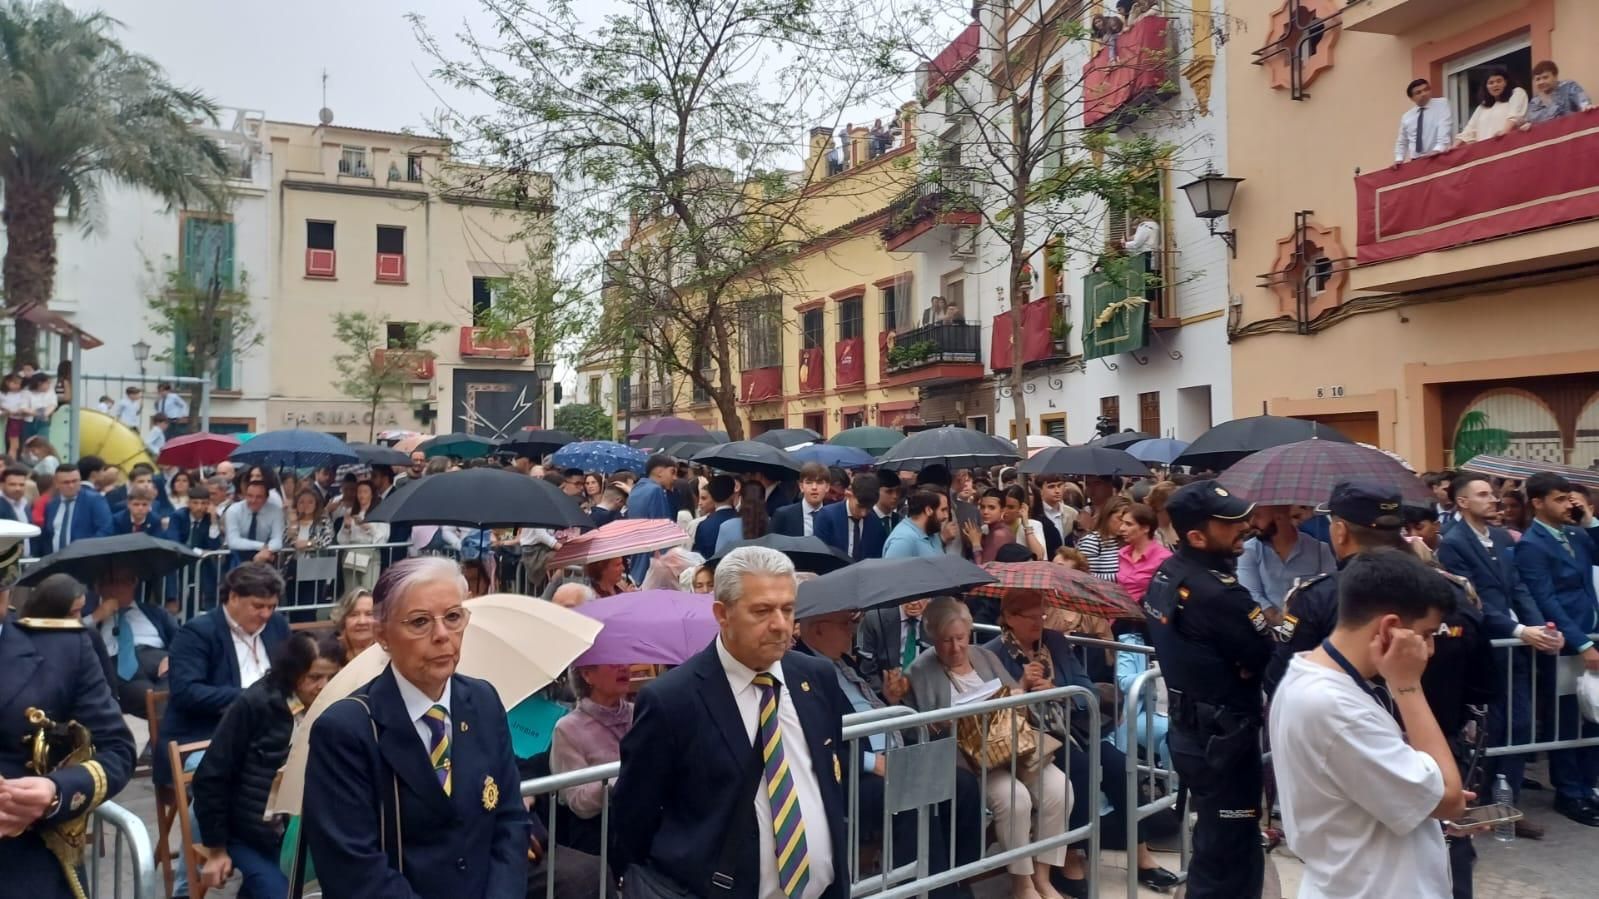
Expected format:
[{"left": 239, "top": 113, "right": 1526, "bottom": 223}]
[
  {"left": 546, "top": 519, "right": 689, "bottom": 570},
  {"left": 1459, "top": 454, "right": 1599, "bottom": 490},
  {"left": 1216, "top": 439, "right": 1432, "bottom": 507},
  {"left": 966, "top": 561, "right": 1143, "bottom": 620}
]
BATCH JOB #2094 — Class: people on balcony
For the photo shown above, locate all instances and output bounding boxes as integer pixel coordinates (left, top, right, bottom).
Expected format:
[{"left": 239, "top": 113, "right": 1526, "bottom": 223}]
[
  {"left": 1524, "top": 59, "right": 1593, "bottom": 127},
  {"left": 1393, "top": 78, "right": 1454, "bottom": 165},
  {"left": 923, "top": 295, "right": 947, "bottom": 326},
  {"left": 1456, "top": 66, "right": 1528, "bottom": 144}
]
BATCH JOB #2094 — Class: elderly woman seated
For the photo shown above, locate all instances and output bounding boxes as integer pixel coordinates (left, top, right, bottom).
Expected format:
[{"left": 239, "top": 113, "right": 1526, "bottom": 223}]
[
  {"left": 319, "top": 586, "right": 376, "bottom": 666},
  {"left": 549, "top": 662, "right": 635, "bottom": 820},
  {"left": 984, "top": 595, "right": 1179, "bottom": 894},
  {"left": 906, "top": 597, "right": 1073, "bottom": 899}
]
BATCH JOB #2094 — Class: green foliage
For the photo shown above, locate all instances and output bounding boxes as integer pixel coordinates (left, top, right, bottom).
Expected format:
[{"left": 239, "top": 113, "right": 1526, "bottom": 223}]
[
  {"left": 887, "top": 340, "right": 937, "bottom": 369},
  {"left": 1453, "top": 411, "right": 1511, "bottom": 466},
  {"left": 472, "top": 250, "right": 593, "bottom": 366},
  {"left": 144, "top": 255, "right": 263, "bottom": 412},
  {"left": 330, "top": 312, "right": 449, "bottom": 441},
  {"left": 554, "top": 403, "right": 614, "bottom": 442}
]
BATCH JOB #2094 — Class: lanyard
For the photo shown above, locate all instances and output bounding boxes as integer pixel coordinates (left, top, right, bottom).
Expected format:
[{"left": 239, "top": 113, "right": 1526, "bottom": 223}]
[{"left": 1320, "top": 639, "right": 1401, "bottom": 725}]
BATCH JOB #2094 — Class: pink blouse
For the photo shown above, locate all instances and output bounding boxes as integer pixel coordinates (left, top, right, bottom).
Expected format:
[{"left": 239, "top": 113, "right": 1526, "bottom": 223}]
[{"left": 1117, "top": 541, "right": 1172, "bottom": 602}]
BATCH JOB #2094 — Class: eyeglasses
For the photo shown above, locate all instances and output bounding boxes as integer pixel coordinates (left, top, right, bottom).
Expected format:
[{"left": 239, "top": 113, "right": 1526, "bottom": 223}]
[{"left": 397, "top": 607, "right": 471, "bottom": 638}]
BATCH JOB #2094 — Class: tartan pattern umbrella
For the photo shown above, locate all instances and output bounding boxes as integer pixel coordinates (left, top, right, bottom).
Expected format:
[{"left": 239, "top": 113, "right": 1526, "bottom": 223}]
[
  {"left": 1459, "top": 454, "right": 1599, "bottom": 490},
  {"left": 1174, "top": 415, "right": 1352, "bottom": 471},
  {"left": 546, "top": 519, "right": 689, "bottom": 570},
  {"left": 966, "top": 561, "right": 1143, "bottom": 620},
  {"left": 1216, "top": 439, "right": 1432, "bottom": 507}
]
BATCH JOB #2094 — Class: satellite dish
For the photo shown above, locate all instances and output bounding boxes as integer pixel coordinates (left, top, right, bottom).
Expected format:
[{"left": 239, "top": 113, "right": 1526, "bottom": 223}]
[{"left": 318, "top": 107, "right": 334, "bottom": 125}]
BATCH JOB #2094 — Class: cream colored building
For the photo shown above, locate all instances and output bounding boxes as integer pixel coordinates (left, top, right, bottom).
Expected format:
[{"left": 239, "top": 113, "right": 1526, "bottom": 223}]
[{"left": 264, "top": 119, "right": 552, "bottom": 440}]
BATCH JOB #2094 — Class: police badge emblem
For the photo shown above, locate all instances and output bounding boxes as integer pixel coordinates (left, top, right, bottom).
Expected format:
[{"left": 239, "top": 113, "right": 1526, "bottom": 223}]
[{"left": 482, "top": 775, "right": 499, "bottom": 810}]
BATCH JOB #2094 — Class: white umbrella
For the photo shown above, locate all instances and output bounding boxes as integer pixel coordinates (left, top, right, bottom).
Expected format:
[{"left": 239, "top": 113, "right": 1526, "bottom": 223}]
[{"left": 270, "top": 593, "right": 602, "bottom": 815}]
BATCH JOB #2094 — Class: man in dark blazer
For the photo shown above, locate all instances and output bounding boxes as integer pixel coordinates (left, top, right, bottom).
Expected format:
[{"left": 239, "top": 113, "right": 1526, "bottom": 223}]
[
  {"left": 813, "top": 473, "right": 889, "bottom": 560},
  {"left": 0, "top": 614, "right": 136, "bottom": 899},
  {"left": 1514, "top": 473, "right": 1599, "bottom": 827},
  {"left": 38, "top": 466, "right": 113, "bottom": 555},
  {"left": 771, "top": 463, "right": 831, "bottom": 538},
  {"left": 757, "top": 472, "right": 800, "bottom": 518},
  {"left": 694, "top": 475, "right": 740, "bottom": 559},
  {"left": 613, "top": 545, "right": 851, "bottom": 898}
]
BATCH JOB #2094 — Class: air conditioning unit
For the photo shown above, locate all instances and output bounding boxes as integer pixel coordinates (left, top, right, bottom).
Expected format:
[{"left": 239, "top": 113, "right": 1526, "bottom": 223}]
[{"left": 951, "top": 227, "right": 978, "bottom": 259}]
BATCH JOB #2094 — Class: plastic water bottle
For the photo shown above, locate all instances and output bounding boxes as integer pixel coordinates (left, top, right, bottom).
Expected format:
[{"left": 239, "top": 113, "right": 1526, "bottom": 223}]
[{"left": 1493, "top": 775, "right": 1515, "bottom": 843}]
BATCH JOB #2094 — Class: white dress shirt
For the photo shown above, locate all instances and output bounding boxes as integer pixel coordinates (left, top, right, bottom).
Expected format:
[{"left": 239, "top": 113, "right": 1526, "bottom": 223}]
[
  {"left": 801, "top": 501, "right": 823, "bottom": 538},
  {"left": 1394, "top": 98, "right": 1454, "bottom": 162},
  {"left": 158, "top": 391, "right": 191, "bottom": 419},
  {"left": 222, "top": 608, "right": 270, "bottom": 688},
  {"left": 393, "top": 667, "right": 454, "bottom": 755},
  {"left": 715, "top": 637, "right": 834, "bottom": 899},
  {"left": 5, "top": 495, "right": 28, "bottom": 522},
  {"left": 224, "top": 501, "right": 285, "bottom": 551},
  {"left": 143, "top": 426, "right": 166, "bottom": 455},
  {"left": 100, "top": 603, "right": 164, "bottom": 656},
  {"left": 110, "top": 397, "right": 142, "bottom": 429},
  {"left": 1123, "top": 219, "right": 1161, "bottom": 255}
]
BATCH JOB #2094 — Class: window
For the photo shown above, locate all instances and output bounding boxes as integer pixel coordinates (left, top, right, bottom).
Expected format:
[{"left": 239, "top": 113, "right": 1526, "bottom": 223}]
[
  {"left": 1040, "top": 413, "right": 1067, "bottom": 442},
  {"left": 844, "top": 411, "right": 866, "bottom": 430},
  {"left": 802, "top": 308, "right": 824, "bottom": 350},
  {"left": 1138, "top": 391, "right": 1162, "bottom": 436},
  {"left": 1099, "top": 395, "right": 1121, "bottom": 433},
  {"left": 472, "top": 276, "right": 502, "bottom": 326},
  {"left": 1042, "top": 71, "right": 1066, "bottom": 177},
  {"left": 376, "top": 226, "right": 405, "bottom": 283},
  {"left": 1307, "top": 255, "right": 1334, "bottom": 296},
  {"left": 306, "top": 220, "right": 336, "bottom": 278},
  {"left": 406, "top": 153, "right": 424, "bottom": 182},
  {"left": 738, "top": 295, "right": 782, "bottom": 370},
  {"left": 1042, "top": 234, "right": 1063, "bottom": 298},
  {"left": 691, "top": 340, "right": 711, "bottom": 404},
  {"left": 387, "top": 321, "right": 418, "bottom": 349},
  {"left": 339, "top": 146, "right": 368, "bottom": 176},
  {"left": 588, "top": 376, "right": 601, "bottom": 405},
  {"left": 882, "top": 274, "right": 912, "bottom": 333},
  {"left": 965, "top": 415, "right": 989, "bottom": 434},
  {"left": 939, "top": 272, "right": 966, "bottom": 323},
  {"left": 1443, "top": 35, "right": 1532, "bottom": 128},
  {"left": 838, "top": 296, "right": 863, "bottom": 340}
]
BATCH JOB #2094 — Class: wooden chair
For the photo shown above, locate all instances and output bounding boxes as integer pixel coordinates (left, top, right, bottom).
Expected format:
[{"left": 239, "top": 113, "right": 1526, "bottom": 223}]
[
  {"left": 167, "top": 738, "right": 213, "bottom": 899},
  {"left": 144, "top": 690, "right": 181, "bottom": 898}
]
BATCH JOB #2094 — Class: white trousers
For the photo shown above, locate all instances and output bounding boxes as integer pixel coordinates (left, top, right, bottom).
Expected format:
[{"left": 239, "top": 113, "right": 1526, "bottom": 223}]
[{"left": 981, "top": 761, "right": 1072, "bottom": 874}]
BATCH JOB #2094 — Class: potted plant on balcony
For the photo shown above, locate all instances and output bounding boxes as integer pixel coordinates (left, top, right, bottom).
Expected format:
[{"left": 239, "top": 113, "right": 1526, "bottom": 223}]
[
  {"left": 1050, "top": 313, "right": 1072, "bottom": 356},
  {"left": 886, "top": 339, "right": 938, "bottom": 372}
]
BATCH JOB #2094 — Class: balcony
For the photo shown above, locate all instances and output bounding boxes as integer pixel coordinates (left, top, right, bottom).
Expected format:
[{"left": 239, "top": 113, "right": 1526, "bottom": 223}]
[
  {"left": 881, "top": 322, "right": 983, "bottom": 386},
  {"left": 372, "top": 349, "right": 435, "bottom": 382},
  {"left": 921, "top": 21, "right": 980, "bottom": 100},
  {"left": 627, "top": 382, "right": 651, "bottom": 413},
  {"left": 1083, "top": 15, "right": 1176, "bottom": 130},
  {"left": 990, "top": 297, "right": 1068, "bottom": 372},
  {"left": 1352, "top": 111, "right": 1599, "bottom": 294},
  {"left": 881, "top": 166, "right": 982, "bottom": 254},
  {"left": 740, "top": 365, "right": 783, "bottom": 404},
  {"left": 1340, "top": 0, "right": 1453, "bottom": 35},
  {"left": 458, "top": 326, "right": 532, "bottom": 360}
]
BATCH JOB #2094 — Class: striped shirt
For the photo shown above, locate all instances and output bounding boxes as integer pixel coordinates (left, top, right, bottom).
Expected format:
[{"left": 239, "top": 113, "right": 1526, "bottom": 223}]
[{"left": 1077, "top": 532, "right": 1125, "bottom": 581}]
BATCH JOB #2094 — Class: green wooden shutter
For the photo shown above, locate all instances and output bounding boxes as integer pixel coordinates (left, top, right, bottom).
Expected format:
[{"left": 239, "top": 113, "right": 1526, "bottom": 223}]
[{"left": 178, "top": 218, "right": 236, "bottom": 389}]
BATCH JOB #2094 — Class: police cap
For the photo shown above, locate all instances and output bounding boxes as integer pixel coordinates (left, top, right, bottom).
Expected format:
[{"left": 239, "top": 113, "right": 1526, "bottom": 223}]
[
  {"left": 1166, "top": 479, "right": 1255, "bottom": 533},
  {"left": 1315, "top": 479, "right": 1404, "bottom": 529}
]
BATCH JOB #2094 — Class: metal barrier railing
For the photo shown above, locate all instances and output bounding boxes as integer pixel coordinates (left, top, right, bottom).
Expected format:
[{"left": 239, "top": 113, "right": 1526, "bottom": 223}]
[
  {"left": 85, "top": 800, "right": 159, "bottom": 899},
  {"left": 1121, "top": 664, "right": 1186, "bottom": 897},
  {"left": 1484, "top": 633, "right": 1599, "bottom": 757},
  {"left": 162, "top": 541, "right": 413, "bottom": 621}
]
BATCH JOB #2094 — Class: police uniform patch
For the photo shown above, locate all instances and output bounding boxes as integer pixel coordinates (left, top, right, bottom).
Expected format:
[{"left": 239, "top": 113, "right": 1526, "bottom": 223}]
[
  {"left": 1177, "top": 586, "right": 1191, "bottom": 601},
  {"left": 482, "top": 775, "right": 499, "bottom": 810},
  {"left": 69, "top": 792, "right": 86, "bottom": 812},
  {"left": 1274, "top": 613, "right": 1299, "bottom": 643},
  {"left": 1213, "top": 571, "right": 1237, "bottom": 586},
  {"left": 1247, "top": 606, "right": 1268, "bottom": 635}
]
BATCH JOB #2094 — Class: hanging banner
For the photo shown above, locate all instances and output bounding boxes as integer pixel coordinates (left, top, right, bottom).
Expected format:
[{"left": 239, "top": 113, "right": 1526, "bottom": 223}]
[
  {"left": 799, "top": 347, "right": 825, "bottom": 392},
  {"left": 835, "top": 337, "right": 864, "bottom": 387},
  {"left": 741, "top": 366, "right": 783, "bottom": 403},
  {"left": 1082, "top": 268, "right": 1149, "bottom": 360}
]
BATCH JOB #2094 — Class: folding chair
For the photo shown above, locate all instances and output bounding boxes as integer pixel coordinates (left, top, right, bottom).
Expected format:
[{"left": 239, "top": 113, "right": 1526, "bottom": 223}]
[
  {"left": 144, "top": 690, "right": 181, "bottom": 898},
  {"left": 167, "top": 738, "right": 213, "bottom": 899}
]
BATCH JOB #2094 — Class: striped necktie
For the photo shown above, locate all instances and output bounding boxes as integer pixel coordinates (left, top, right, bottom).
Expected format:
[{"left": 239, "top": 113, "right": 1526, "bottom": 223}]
[
  {"left": 752, "top": 672, "right": 810, "bottom": 898},
  {"left": 422, "top": 704, "right": 452, "bottom": 795}
]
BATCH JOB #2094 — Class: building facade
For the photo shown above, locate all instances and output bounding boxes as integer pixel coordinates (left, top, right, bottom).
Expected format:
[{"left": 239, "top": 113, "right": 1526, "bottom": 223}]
[{"left": 1226, "top": 0, "right": 1599, "bottom": 469}]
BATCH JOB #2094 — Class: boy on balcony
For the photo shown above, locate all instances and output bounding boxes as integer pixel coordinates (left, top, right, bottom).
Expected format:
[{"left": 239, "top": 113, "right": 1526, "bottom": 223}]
[{"left": 1524, "top": 60, "right": 1593, "bottom": 127}]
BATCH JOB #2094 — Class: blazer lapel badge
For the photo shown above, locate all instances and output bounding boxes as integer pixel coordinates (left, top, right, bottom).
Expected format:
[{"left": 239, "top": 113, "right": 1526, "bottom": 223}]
[{"left": 482, "top": 775, "right": 500, "bottom": 810}]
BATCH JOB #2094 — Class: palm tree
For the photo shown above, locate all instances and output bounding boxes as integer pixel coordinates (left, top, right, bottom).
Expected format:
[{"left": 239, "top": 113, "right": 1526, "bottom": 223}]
[{"left": 0, "top": 1, "right": 232, "bottom": 366}]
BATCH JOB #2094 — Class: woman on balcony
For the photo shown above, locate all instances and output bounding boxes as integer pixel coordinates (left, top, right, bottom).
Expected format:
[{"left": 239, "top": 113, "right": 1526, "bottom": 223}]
[{"left": 1457, "top": 66, "right": 1529, "bottom": 143}]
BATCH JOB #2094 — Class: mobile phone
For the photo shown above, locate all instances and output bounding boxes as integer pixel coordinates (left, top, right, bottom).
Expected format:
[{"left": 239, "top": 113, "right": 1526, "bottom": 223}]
[{"left": 1450, "top": 802, "right": 1522, "bottom": 829}]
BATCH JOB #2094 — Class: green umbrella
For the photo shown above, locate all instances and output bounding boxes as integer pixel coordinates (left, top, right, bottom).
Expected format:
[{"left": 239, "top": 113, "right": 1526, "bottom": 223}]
[{"left": 827, "top": 426, "right": 904, "bottom": 457}]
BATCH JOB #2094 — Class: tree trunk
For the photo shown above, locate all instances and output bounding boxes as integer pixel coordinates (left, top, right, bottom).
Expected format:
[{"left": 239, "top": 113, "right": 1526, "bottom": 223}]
[
  {"left": 711, "top": 309, "right": 745, "bottom": 441},
  {"left": 1009, "top": 198, "right": 1030, "bottom": 443},
  {"left": 2, "top": 180, "right": 63, "bottom": 369}
]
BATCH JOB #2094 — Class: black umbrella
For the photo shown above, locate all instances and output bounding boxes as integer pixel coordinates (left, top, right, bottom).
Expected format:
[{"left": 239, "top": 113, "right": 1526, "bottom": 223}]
[
  {"left": 876, "top": 426, "right": 1021, "bottom": 472},
  {"left": 347, "top": 442, "right": 412, "bottom": 467},
  {"left": 419, "top": 433, "right": 500, "bottom": 460},
  {"left": 1019, "top": 445, "right": 1152, "bottom": 477},
  {"left": 752, "top": 428, "right": 821, "bottom": 450},
  {"left": 1174, "top": 415, "right": 1353, "bottom": 472},
  {"left": 709, "top": 534, "right": 853, "bottom": 574},
  {"left": 500, "top": 429, "right": 579, "bottom": 459},
  {"left": 692, "top": 441, "right": 803, "bottom": 478},
  {"left": 367, "top": 468, "right": 593, "bottom": 529},
  {"left": 1088, "top": 430, "right": 1155, "bottom": 450},
  {"left": 794, "top": 555, "right": 996, "bottom": 618},
  {"left": 660, "top": 437, "right": 718, "bottom": 460},
  {"left": 18, "top": 533, "right": 203, "bottom": 587}
]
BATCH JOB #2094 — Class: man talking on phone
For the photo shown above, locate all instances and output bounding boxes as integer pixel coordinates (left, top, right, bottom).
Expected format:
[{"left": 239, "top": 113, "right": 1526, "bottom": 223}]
[{"left": 1271, "top": 549, "right": 1469, "bottom": 899}]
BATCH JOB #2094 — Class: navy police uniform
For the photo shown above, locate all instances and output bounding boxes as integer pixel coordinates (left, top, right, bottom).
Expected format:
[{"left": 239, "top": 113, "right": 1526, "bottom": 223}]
[
  {"left": 1141, "top": 481, "right": 1269, "bottom": 899},
  {"left": 0, "top": 615, "right": 136, "bottom": 899}
]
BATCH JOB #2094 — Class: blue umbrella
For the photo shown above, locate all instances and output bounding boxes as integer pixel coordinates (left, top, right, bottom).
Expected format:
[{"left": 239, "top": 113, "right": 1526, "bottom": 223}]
[
  {"left": 229, "top": 428, "right": 357, "bottom": 469},
  {"left": 551, "top": 440, "right": 649, "bottom": 475},
  {"left": 792, "top": 443, "right": 878, "bottom": 469},
  {"left": 1126, "top": 437, "right": 1190, "bottom": 465}
]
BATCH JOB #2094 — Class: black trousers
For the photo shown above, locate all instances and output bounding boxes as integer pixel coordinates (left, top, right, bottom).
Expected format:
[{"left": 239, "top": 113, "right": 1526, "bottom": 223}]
[
  {"left": 1170, "top": 726, "right": 1263, "bottom": 899},
  {"left": 528, "top": 844, "right": 617, "bottom": 899},
  {"left": 1447, "top": 835, "right": 1474, "bottom": 899},
  {"left": 1062, "top": 739, "right": 1143, "bottom": 849},
  {"left": 116, "top": 645, "right": 169, "bottom": 718}
]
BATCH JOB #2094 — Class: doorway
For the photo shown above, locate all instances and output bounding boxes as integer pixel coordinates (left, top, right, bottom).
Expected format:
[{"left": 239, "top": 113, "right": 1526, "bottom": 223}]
[
  {"left": 1298, "top": 411, "right": 1379, "bottom": 446},
  {"left": 802, "top": 412, "right": 826, "bottom": 441}
]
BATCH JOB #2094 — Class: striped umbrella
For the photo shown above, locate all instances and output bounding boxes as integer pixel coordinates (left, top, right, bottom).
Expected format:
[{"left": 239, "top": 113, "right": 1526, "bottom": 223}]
[
  {"left": 1459, "top": 454, "right": 1599, "bottom": 489},
  {"left": 546, "top": 519, "right": 688, "bottom": 570},
  {"left": 966, "top": 561, "right": 1142, "bottom": 620},
  {"left": 1216, "top": 439, "right": 1432, "bottom": 507}
]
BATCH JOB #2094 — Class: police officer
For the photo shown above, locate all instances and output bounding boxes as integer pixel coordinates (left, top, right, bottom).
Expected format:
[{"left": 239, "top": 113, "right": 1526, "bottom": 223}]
[
  {"left": 1142, "top": 480, "right": 1270, "bottom": 899},
  {"left": 0, "top": 603, "right": 136, "bottom": 897}
]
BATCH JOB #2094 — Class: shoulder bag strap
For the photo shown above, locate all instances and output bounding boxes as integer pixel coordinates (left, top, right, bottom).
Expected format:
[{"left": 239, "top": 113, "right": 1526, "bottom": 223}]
[
  {"left": 709, "top": 735, "right": 770, "bottom": 892},
  {"left": 344, "top": 694, "right": 403, "bottom": 875}
]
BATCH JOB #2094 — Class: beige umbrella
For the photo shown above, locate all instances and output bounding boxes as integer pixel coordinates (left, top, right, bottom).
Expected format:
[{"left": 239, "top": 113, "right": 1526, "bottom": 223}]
[
  {"left": 270, "top": 592, "right": 602, "bottom": 815},
  {"left": 392, "top": 433, "right": 428, "bottom": 454}
]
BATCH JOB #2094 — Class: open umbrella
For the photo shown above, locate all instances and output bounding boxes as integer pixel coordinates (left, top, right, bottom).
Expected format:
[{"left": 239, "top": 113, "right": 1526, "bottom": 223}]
[
  {"left": 1126, "top": 437, "right": 1190, "bottom": 465},
  {"left": 792, "top": 444, "right": 878, "bottom": 469},
  {"left": 828, "top": 426, "right": 904, "bottom": 456},
  {"left": 500, "top": 429, "right": 579, "bottom": 459},
  {"left": 709, "top": 534, "right": 853, "bottom": 574},
  {"left": 1088, "top": 430, "right": 1155, "bottom": 450},
  {"left": 1175, "top": 415, "right": 1352, "bottom": 471},
  {"left": 17, "top": 533, "right": 203, "bottom": 587},
  {"left": 392, "top": 433, "right": 429, "bottom": 454},
  {"left": 346, "top": 442, "right": 412, "bottom": 467},
  {"left": 229, "top": 429, "right": 357, "bottom": 469},
  {"left": 752, "top": 428, "right": 821, "bottom": 451},
  {"left": 367, "top": 467, "right": 593, "bottom": 529},
  {"left": 1459, "top": 454, "right": 1599, "bottom": 490},
  {"left": 157, "top": 433, "right": 240, "bottom": 469},
  {"left": 628, "top": 416, "right": 709, "bottom": 441},
  {"left": 692, "top": 441, "right": 803, "bottom": 478},
  {"left": 966, "top": 561, "right": 1143, "bottom": 620},
  {"left": 1216, "top": 439, "right": 1432, "bottom": 507},
  {"left": 270, "top": 592, "right": 602, "bottom": 815},
  {"left": 654, "top": 436, "right": 719, "bottom": 459},
  {"left": 420, "top": 433, "right": 499, "bottom": 460},
  {"left": 794, "top": 554, "right": 995, "bottom": 618},
  {"left": 877, "top": 426, "right": 1022, "bottom": 472},
  {"left": 546, "top": 519, "right": 689, "bottom": 570},
  {"left": 572, "top": 591, "right": 719, "bottom": 667},
  {"left": 551, "top": 440, "right": 649, "bottom": 475},
  {"left": 1019, "top": 445, "right": 1152, "bottom": 477}
]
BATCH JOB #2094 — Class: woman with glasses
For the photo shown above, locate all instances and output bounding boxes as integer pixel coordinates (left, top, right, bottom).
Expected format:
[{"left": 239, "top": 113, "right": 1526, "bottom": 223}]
[{"left": 303, "top": 556, "right": 530, "bottom": 898}]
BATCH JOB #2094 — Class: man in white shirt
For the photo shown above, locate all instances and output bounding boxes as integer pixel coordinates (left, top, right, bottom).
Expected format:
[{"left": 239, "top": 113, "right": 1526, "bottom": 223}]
[
  {"left": 109, "top": 386, "right": 143, "bottom": 429},
  {"left": 155, "top": 382, "right": 190, "bottom": 435},
  {"left": 1270, "top": 549, "right": 1470, "bottom": 899},
  {"left": 1395, "top": 78, "right": 1455, "bottom": 164},
  {"left": 224, "top": 481, "right": 285, "bottom": 564},
  {"left": 142, "top": 413, "right": 170, "bottom": 456}
]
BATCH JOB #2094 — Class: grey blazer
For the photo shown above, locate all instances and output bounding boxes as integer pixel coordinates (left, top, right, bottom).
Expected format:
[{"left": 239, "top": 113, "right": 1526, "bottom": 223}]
[{"left": 904, "top": 644, "right": 1019, "bottom": 713}]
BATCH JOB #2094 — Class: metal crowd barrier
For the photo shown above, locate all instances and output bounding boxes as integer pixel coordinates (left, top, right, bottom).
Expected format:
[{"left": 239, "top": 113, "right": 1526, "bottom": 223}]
[
  {"left": 84, "top": 800, "right": 159, "bottom": 899},
  {"left": 1121, "top": 664, "right": 1186, "bottom": 898},
  {"left": 1484, "top": 632, "right": 1599, "bottom": 757},
  {"left": 163, "top": 541, "right": 413, "bottom": 621},
  {"left": 517, "top": 687, "right": 1102, "bottom": 899}
]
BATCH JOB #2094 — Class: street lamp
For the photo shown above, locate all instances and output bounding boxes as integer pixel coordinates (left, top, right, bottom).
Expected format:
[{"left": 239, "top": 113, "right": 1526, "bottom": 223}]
[
  {"left": 1179, "top": 167, "right": 1244, "bottom": 258},
  {"left": 132, "top": 339, "right": 151, "bottom": 376},
  {"left": 533, "top": 359, "right": 556, "bottom": 429}
]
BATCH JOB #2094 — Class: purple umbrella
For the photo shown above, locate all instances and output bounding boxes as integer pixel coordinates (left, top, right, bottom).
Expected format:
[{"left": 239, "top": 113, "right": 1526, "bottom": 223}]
[
  {"left": 572, "top": 590, "right": 719, "bottom": 667},
  {"left": 628, "top": 416, "right": 710, "bottom": 441}
]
